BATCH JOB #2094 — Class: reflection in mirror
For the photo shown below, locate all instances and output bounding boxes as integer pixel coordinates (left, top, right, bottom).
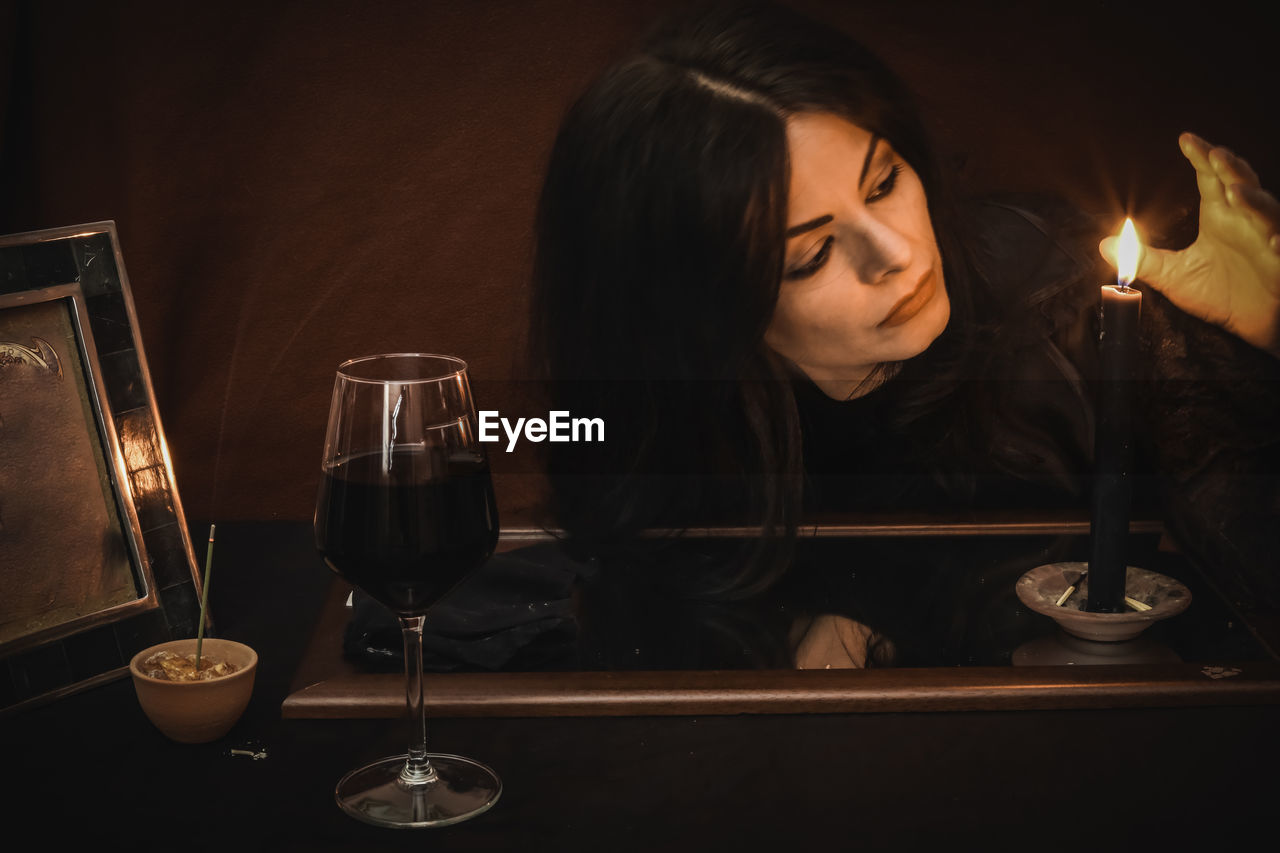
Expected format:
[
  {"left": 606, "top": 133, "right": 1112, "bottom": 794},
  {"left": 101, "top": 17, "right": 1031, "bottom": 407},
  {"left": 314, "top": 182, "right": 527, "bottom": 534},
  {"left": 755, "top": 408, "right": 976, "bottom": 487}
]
[
  {"left": 791, "top": 615, "right": 895, "bottom": 671},
  {"left": 339, "top": 531, "right": 1273, "bottom": 675}
]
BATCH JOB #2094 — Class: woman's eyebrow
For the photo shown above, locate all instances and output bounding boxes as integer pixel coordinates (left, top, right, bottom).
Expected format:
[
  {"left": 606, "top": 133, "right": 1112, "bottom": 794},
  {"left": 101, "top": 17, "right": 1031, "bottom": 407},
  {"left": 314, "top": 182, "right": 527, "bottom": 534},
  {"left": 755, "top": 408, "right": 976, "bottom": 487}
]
[
  {"left": 785, "top": 136, "right": 886, "bottom": 238},
  {"left": 786, "top": 214, "right": 834, "bottom": 238},
  {"left": 859, "top": 135, "right": 883, "bottom": 188}
]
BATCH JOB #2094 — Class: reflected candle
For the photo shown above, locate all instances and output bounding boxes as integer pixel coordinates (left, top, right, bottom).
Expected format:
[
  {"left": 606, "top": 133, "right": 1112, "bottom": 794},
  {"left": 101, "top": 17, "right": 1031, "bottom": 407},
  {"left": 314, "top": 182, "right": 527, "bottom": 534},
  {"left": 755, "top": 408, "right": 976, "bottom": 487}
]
[{"left": 1087, "top": 219, "right": 1142, "bottom": 613}]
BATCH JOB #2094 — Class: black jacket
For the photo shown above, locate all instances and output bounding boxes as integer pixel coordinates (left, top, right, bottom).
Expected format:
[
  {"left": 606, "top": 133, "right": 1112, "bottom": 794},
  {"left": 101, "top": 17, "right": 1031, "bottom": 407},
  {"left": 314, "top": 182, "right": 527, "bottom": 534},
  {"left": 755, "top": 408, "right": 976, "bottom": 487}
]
[{"left": 797, "top": 197, "right": 1280, "bottom": 622}]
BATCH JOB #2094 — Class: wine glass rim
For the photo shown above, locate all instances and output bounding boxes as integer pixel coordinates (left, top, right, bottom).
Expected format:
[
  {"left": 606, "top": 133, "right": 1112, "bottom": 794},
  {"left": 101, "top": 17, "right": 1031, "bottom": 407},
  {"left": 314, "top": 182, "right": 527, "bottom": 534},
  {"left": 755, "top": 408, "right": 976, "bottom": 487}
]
[{"left": 336, "top": 353, "right": 469, "bottom": 384}]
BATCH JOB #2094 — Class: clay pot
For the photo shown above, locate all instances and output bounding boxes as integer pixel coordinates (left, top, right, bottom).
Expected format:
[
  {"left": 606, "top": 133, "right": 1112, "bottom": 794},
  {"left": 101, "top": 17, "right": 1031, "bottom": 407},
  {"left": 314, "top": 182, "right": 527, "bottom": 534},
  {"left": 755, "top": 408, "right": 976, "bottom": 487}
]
[
  {"left": 130, "top": 638, "right": 258, "bottom": 743},
  {"left": 1016, "top": 562, "right": 1191, "bottom": 643}
]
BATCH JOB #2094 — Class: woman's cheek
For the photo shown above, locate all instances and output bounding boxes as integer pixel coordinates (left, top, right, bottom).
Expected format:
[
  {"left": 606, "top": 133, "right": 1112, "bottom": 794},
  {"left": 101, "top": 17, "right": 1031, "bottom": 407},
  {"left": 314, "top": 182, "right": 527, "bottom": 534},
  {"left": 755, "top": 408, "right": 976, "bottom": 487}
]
[{"left": 763, "top": 301, "right": 804, "bottom": 361}]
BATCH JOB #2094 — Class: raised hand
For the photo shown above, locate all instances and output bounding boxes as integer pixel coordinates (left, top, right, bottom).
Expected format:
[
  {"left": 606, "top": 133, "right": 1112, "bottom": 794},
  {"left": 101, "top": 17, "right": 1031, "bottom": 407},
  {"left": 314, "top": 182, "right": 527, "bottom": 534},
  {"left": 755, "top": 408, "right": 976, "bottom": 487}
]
[{"left": 1100, "top": 132, "right": 1280, "bottom": 357}]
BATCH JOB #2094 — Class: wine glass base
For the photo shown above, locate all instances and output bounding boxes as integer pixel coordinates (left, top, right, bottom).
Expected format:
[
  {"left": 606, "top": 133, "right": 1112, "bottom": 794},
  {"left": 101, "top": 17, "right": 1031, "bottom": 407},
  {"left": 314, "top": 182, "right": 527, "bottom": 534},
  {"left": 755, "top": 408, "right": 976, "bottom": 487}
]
[{"left": 335, "top": 753, "right": 502, "bottom": 828}]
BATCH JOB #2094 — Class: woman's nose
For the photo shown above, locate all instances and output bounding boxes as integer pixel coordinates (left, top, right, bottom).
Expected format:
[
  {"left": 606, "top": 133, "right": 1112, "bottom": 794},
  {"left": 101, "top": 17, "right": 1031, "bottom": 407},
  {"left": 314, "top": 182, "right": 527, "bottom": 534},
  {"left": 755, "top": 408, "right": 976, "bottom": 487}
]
[{"left": 846, "top": 218, "right": 912, "bottom": 285}]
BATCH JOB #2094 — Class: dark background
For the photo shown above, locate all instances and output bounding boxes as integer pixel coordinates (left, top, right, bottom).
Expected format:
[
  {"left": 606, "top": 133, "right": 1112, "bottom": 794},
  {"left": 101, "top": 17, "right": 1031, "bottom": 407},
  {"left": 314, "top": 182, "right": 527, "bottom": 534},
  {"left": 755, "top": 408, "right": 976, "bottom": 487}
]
[
  {"left": 3, "top": 0, "right": 1277, "bottom": 527},
  {"left": 2, "top": 8, "right": 1278, "bottom": 845}
]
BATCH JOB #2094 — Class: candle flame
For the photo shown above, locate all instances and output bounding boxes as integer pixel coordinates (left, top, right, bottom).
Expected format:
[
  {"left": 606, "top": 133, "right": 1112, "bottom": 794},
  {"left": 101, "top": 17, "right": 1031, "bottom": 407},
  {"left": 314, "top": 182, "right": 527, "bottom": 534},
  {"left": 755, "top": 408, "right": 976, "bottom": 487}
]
[{"left": 1116, "top": 218, "right": 1140, "bottom": 287}]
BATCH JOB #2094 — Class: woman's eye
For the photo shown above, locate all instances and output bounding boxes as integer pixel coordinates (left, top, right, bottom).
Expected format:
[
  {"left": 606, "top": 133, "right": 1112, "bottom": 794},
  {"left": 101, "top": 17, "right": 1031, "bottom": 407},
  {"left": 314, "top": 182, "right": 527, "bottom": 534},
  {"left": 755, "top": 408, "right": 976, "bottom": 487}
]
[
  {"left": 784, "top": 235, "right": 834, "bottom": 280},
  {"left": 867, "top": 164, "right": 902, "bottom": 203}
]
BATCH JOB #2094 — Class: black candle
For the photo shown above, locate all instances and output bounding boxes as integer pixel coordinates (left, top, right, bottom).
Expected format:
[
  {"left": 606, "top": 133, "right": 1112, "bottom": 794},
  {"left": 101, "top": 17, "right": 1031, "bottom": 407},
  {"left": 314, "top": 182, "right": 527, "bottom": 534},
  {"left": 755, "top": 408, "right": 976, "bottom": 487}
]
[{"left": 1087, "top": 220, "right": 1142, "bottom": 613}]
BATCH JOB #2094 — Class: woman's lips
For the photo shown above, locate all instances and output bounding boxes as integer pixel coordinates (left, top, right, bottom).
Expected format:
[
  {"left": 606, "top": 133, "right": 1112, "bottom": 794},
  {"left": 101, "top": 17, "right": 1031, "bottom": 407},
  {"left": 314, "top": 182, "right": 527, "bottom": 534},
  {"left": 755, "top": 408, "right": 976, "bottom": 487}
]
[{"left": 879, "top": 270, "right": 936, "bottom": 329}]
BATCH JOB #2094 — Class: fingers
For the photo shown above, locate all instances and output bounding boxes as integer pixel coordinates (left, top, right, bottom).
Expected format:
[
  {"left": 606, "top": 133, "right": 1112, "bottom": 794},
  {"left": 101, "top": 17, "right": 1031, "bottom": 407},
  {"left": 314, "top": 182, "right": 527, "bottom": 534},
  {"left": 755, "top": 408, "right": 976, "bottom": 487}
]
[
  {"left": 1180, "top": 132, "right": 1227, "bottom": 206},
  {"left": 1179, "top": 131, "right": 1213, "bottom": 169},
  {"left": 1207, "top": 141, "right": 1261, "bottom": 189},
  {"left": 1226, "top": 183, "right": 1280, "bottom": 252},
  {"left": 1181, "top": 132, "right": 1263, "bottom": 207}
]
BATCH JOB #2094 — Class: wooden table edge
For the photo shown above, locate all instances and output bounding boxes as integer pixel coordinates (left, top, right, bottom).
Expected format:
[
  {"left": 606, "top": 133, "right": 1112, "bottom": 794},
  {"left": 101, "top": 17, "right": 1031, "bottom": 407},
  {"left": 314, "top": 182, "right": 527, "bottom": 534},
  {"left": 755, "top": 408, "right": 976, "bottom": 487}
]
[{"left": 282, "top": 661, "right": 1280, "bottom": 719}]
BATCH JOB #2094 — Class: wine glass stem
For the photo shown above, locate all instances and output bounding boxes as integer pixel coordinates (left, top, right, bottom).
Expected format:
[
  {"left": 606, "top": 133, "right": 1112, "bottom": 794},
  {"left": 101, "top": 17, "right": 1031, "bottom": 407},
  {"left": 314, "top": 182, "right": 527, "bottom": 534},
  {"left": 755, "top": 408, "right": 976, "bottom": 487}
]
[{"left": 398, "top": 615, "right": 438, "bottom": 787}]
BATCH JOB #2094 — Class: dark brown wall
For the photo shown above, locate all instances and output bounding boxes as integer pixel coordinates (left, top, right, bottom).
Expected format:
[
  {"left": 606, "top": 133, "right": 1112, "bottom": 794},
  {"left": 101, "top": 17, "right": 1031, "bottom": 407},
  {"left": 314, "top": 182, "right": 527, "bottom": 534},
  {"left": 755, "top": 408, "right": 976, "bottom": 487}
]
[{"left": 3, "top": 0, "right": 1277, "bottom": 526}]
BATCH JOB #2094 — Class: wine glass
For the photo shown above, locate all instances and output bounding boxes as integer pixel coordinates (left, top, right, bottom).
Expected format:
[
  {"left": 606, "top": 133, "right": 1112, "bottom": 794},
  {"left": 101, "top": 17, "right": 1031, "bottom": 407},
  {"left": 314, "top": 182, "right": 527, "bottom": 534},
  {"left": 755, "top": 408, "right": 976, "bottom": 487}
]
[{"left": 314, "top": 353, "right": 501, "bottom": 828}]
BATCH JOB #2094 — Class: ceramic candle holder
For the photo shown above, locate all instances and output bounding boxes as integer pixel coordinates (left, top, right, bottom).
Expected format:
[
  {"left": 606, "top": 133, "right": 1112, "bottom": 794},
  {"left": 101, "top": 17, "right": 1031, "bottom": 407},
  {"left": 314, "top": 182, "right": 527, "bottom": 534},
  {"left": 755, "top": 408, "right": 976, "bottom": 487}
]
[
  {"left": 1016, "top": 562, "right": 1191, "bottom": 643},
  {"left": 130, "top": 638, "right": 258, "bottom": 744}
]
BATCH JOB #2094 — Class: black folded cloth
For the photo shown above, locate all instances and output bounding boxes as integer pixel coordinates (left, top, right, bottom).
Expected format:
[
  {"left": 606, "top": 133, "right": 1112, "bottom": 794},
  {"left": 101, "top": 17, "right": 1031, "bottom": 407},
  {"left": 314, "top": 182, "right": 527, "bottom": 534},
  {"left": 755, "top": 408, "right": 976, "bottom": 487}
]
[{"left": 343, "top": 543, "right": 593, "bottom": 672}]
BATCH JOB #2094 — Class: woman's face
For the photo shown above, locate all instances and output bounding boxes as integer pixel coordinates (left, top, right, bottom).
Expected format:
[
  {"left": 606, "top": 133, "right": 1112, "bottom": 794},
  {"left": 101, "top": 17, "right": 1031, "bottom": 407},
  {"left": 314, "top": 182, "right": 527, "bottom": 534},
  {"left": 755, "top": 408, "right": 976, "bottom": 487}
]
[{"left": 765, "top": 112, "right": 949, "bottom": 399}]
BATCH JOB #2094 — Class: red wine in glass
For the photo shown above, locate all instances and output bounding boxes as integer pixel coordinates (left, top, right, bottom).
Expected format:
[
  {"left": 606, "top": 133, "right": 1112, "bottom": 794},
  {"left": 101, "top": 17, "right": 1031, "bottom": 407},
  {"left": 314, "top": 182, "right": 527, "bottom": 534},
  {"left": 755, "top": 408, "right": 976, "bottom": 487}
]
[
  {"left": 314, "top": 353, "right": 502, "bottom": 828},
  {"left": 316, "top": 447, "right": 498, "bottom": 615}
]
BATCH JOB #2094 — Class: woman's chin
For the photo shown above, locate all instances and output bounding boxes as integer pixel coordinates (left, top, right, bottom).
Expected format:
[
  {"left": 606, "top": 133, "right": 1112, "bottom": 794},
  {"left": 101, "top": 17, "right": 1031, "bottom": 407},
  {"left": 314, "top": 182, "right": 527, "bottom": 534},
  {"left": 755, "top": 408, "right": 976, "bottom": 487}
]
[
  {"left": 886, "top": 287, "right": 950, "bottom": 361},
  {"left": 923, "top": 287, "right": 951, "bottom": 346}
]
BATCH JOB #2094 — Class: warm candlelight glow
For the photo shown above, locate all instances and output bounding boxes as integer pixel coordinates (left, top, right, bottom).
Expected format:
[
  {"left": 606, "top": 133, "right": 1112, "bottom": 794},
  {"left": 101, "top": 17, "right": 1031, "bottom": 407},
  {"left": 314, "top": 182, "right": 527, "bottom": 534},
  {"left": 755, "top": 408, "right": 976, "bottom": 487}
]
[{"left": 1116, "top": 218, "right": 1140, "bottom": 287}]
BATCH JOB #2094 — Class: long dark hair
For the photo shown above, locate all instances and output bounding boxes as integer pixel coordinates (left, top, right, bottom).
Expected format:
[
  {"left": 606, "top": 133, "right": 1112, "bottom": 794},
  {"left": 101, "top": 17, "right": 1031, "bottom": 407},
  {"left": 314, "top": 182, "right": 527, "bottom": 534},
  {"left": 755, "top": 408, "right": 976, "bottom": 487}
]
[{"left": 530, "top": 1, "right": 985, "bottom": 597}]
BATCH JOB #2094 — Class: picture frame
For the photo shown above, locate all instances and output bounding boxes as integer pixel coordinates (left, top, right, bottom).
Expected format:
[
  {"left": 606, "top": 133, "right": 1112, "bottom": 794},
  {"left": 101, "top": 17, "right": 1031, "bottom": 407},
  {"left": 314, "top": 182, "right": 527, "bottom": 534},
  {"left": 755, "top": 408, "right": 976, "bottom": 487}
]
[{"left": 0, "top": 221, "right": 204, "bottom": 713}]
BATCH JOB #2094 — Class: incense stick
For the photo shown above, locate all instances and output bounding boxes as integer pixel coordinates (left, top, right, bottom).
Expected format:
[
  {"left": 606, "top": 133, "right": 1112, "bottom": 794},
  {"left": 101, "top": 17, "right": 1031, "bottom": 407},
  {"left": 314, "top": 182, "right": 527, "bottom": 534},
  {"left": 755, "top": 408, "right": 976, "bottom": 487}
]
[{"left": 195, "top": 524, "right": 216, "bottom": 671}]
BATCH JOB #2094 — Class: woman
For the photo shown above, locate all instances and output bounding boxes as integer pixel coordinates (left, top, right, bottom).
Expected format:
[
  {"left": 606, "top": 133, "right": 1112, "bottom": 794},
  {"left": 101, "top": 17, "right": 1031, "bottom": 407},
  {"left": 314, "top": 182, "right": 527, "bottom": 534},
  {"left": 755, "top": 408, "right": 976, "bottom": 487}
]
[{"left": 530, "top": 1, "right": 1280, "bottom": 599}]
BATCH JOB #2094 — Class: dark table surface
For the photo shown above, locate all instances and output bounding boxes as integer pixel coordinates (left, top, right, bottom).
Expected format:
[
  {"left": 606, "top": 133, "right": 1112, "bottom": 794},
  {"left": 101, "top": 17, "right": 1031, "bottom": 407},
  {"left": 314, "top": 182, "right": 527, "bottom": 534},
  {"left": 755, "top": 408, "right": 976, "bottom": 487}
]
[{"left": 3, "top": 521, "right": 1278, "bottom": 851}]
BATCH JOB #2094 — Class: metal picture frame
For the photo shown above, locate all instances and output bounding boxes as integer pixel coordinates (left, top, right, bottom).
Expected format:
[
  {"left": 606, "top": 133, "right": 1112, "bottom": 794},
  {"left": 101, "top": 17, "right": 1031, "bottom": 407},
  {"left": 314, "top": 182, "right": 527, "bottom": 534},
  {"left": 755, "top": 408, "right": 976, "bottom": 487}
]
[{"left": 0, "top": 221, "right": 204, "bottom": 713}]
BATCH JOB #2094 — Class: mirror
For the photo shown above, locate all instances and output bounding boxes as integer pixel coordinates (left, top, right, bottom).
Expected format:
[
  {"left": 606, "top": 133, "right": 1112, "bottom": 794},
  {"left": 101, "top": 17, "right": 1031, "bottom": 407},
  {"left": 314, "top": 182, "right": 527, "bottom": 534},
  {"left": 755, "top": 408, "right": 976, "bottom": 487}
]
[{"left": 282, "top": 517, "right": 1280, "bottom": 717}]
